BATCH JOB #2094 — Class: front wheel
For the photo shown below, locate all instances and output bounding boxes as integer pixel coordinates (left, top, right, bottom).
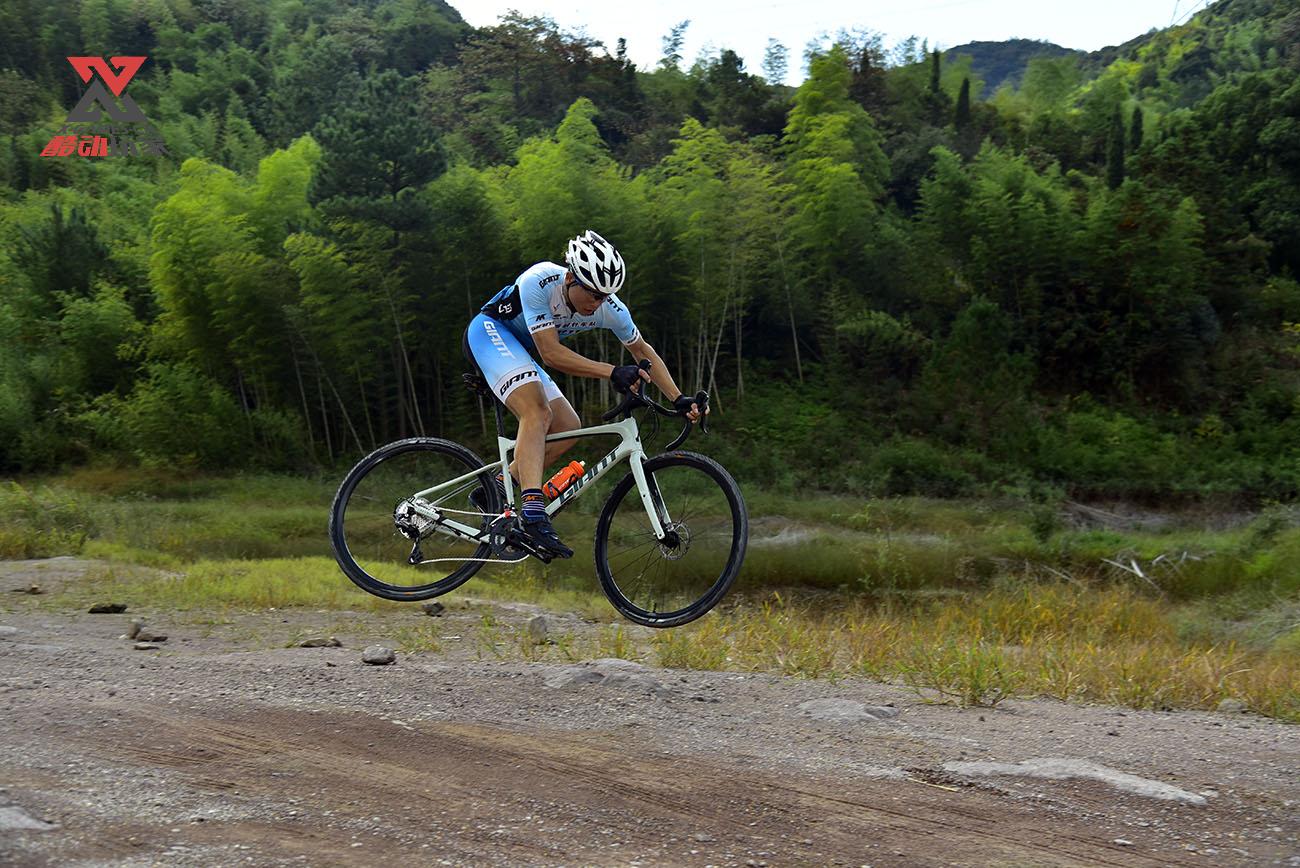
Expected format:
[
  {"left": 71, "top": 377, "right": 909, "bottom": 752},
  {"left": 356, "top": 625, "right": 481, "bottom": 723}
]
[{"left": 594, "top": 451, "right": 747, "bottom": 628}]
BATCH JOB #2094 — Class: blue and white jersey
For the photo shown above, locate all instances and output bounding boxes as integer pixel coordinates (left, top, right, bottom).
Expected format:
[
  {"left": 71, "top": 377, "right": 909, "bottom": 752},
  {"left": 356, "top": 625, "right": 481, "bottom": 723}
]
[{"left": 480, "top": 261, "right": 640, "bottom": 353}]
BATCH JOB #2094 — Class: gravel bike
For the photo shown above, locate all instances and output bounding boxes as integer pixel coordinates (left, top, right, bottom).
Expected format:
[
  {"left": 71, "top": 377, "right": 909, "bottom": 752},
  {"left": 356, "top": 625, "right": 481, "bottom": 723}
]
[{"left": 328, "top": 361, "right": 748, "bottom": 628}]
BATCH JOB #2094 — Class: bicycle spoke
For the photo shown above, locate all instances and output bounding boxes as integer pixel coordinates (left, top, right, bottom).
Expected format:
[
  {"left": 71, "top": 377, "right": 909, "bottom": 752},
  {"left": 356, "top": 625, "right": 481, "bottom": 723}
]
[
  {"left": 611, "top": 542, "right": 663, "bottom": 579},
  {"left": 598, "top": 457, "right": 744, "bottom": 624},
  {"left": 334, "top": 442, "right": 498, "bottom": 596}
]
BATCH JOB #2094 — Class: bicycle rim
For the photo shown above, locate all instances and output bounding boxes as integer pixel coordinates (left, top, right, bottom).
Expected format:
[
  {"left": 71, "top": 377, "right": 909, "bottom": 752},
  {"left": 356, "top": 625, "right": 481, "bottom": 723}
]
[
  {"left": 595, "top": 452, "right": 747, "bottom": 627},
  {"left": 330, "top": 438, "right": 500, "bottom": 601}
]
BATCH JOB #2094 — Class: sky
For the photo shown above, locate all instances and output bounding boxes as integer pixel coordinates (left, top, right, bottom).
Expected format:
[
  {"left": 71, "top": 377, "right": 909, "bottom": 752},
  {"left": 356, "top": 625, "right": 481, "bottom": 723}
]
[{"left": 448, "top": 0, "right": 1215, "bottom": 84}]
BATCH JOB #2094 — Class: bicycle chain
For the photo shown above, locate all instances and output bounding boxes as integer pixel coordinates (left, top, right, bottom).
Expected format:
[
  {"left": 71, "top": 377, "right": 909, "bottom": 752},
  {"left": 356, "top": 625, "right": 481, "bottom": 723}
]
[{"left": 409, "top": 509, "right": 533, "bottom": 566}]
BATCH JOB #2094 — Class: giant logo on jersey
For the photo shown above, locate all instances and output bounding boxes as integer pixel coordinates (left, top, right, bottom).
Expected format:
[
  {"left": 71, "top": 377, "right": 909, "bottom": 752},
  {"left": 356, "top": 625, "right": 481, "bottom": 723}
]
[
  {"left": 498, "top": 370, "right": 538, "bottom": 395},
  {"left": 483, "top": 320, "right": 513, "bottom": 357}
]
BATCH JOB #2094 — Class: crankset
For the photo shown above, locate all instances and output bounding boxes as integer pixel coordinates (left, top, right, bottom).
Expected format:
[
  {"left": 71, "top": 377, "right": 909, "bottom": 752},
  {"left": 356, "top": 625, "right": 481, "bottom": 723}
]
[{"left": 488, "top": 513, "right": 555, "bottom": 564}]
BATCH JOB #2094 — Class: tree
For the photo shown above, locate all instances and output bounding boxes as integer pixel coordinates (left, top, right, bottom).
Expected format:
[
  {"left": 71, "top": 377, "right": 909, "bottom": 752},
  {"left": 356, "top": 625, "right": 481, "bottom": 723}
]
[
  {"left": 311, "top": 69, "right": 446, "bottom": 439},
  {"left": 783, "top": 46, "right": 890, "bottom": 352},
  {"left": 499, "top": 98, "right": 640, "bottom": 262},
  {"left": 311, "top": 70, "right": 443, "bottom": 239},
  {"left": 150, "top": 139, "right": 323, "bottom": 409},
  {"left": 267, "top": 36, "right": 361, "bottom": 145},
  {"left": 846, "top": 31, "right": 888, "bottom": 118},
  {"left": 1129, "top": 104, "right": 1145, "bottom": 152},
  {"left": 916, "top": 144, "right": 1077, "bottom": 344},
  {"left": 1107, "top": 106, "right": 1126, "bottom": 189},
  {"left": 762, "top": 39, "right": 788, "bottom": 84},
  {"left": 955, "top": 77, "right": 972, "bottom": 129},
  {"left": 919, "top": 297, "right": 1035, "bottom": 456},
  {"left": 1081, "top": 183, "right": 1214, "bottom": 396},
  {"left": 150, "top": 158, "right": 260, "bottom": 376},
  {"left": 660, "top": 20, "right": 690, "bottom": 71},
  {"left": 699, "top": 49, "right": 778, "bottom": 136},
  {"left": 14, "top": 203, "right": 113, "bottom": 312}
]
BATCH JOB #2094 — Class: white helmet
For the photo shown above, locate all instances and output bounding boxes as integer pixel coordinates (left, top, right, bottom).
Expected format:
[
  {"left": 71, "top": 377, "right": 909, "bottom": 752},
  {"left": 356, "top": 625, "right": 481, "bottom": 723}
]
[{"left": 565, "top": 229, "right": 625, "bottom": 294}]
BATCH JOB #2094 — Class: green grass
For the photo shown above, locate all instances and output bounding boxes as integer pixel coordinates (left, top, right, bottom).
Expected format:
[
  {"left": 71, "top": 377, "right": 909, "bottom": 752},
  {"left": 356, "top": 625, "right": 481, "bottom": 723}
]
[
  {"left": 7, "top": 470, "right": 1298, "bottom": 599},
  {"left": 653, "top": 586, "right": 1299, "bottom": 720},
  {"left": 43, "top": 557, "right": 396, "bottom": 611},
  {"left": 4, "top": 468, "right": 1298, "bottom": 721}
]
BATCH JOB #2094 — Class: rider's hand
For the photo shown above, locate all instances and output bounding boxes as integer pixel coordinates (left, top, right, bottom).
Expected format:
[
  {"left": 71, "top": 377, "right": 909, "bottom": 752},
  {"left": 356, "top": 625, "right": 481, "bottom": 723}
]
[
  {"left": 611, "top": 364, "right": 650, "bottom": 394},
  {"left": 673, "top": 394, "right": 705, "bottom": 423}
]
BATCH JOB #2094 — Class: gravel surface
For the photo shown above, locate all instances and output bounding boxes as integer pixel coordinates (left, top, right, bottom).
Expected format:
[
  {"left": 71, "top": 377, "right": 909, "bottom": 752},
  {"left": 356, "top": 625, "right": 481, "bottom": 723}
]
[{"left": 1, "top": 557, "right": 1297, "bottom": 867}]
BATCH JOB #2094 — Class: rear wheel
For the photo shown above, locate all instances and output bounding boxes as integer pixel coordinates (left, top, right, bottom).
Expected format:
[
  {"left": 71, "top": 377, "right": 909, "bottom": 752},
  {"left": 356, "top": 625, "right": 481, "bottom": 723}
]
[
  {"left": 594, "top": 451, "right": 747, "bottom": 628},
  {"left": 329, "top": 438, "right": 502, "bottom": 601}
]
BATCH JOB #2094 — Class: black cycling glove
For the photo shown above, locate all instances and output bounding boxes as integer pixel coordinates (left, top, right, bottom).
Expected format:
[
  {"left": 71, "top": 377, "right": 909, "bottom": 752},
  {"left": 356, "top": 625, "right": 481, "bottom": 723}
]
[
  {"left": 673, "top": 394, "right": 698, "bottom": 417},
  {"left": 610, "top": 364, "right": 644, "bottom": 394}
]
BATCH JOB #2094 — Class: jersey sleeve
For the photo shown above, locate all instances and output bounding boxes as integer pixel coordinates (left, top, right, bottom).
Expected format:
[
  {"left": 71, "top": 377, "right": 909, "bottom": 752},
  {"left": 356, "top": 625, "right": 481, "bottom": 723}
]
[
  {"left": 519, "top": 264, "right": 565, "bottom": 336},
  {"left": 601, "top": 294, "right": 641, "bottom": 346}
]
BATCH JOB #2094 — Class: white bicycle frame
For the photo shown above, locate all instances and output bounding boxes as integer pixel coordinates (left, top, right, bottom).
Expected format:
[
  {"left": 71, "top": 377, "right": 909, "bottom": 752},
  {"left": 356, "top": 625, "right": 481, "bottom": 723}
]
[{"left": 407, "top": 415, "right": 670, "bottom": 545}]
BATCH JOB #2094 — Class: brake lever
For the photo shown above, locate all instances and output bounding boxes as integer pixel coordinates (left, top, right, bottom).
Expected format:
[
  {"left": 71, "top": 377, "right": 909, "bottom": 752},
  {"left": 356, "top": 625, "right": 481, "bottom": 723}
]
[
  {"left": 600, "top": 359, "right": 655, "bottom": 422},
  {"left": 662, "top": 389, "right": 710, "bottom": 451}
]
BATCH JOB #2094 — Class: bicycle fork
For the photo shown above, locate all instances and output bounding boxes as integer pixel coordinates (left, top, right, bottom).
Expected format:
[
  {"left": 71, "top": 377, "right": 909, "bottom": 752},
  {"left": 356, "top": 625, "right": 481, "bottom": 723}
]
[{"left": 630, "top": 454, "right": 673, "bottom": 544}]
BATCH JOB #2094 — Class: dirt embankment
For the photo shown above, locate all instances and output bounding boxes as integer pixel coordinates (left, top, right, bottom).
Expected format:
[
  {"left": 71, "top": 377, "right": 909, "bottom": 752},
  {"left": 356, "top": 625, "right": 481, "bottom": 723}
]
[{"left": 1, "top": 558, "right": 1297, "bottom": 867}]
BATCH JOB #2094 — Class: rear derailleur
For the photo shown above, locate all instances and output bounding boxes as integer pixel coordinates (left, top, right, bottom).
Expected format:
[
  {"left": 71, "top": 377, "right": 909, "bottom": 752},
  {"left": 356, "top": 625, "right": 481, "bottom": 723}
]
[{"left": 394, "top": 498, "right": 437, "bottom": 565}]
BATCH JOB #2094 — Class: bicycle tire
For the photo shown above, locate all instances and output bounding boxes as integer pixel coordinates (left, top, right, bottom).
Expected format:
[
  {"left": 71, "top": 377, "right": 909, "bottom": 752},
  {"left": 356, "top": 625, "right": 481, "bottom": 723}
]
[
  {"left": 594, "top": 450, "right": 747, "bottom": 628},
  {"left": 329, "top": 437, "right": 502, "bottom": 602}
]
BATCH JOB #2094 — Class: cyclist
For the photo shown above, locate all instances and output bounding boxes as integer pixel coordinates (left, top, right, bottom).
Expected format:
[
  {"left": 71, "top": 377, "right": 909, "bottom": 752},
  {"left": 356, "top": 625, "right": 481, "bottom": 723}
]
[{"left": 463, "top": 229, "right": 705, "bottom": 558}]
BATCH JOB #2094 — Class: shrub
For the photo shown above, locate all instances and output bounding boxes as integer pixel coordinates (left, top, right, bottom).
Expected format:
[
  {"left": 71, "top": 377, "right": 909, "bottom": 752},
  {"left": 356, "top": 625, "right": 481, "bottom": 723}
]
[
  {"left": 80, "top": 363, "right": 257, "bottom": 470},
  {"left": 0, "top": 482, "right": 89, "bottom": 558}
]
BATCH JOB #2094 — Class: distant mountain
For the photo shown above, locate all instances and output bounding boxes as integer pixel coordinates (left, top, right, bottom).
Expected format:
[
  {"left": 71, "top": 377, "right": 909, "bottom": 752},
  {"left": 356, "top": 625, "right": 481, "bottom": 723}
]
[
  {"left": 943, "top": 39, "right": 1083, "bottom": 93},
  {"left": 944, "top": 0, "right": 1296, "bottom": 105},
  {"left": 1078, "top": 0, "right": 1297, "bottom": 106}
]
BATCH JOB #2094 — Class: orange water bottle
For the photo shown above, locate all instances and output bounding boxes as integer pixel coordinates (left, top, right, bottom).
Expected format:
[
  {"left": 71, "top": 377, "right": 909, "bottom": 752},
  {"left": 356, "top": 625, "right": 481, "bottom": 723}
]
[{"left": 544, "top": 460, "right": 586, "bottom": 499}]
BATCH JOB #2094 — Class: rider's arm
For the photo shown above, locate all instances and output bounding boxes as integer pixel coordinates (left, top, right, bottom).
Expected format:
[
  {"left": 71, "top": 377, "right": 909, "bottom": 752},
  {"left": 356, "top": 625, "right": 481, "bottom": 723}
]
[
  {"left": 534, "top": 327, "right": 616, "bottom": 379},
  {"left": 624, "top": 336, "right": 681, "bottom": 398},
  {"left": 625, "top": 337, "right": 704, "bottom": 421}
]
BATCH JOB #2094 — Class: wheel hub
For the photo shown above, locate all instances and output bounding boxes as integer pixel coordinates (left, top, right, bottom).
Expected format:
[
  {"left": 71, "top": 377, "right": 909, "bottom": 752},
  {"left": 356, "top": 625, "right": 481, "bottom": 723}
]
[
  {"left": 658, "top": 521, "right": 691, "bottom": 560},
  {"left": 393, "top": 498, "right": 435, "bottom": 540}
]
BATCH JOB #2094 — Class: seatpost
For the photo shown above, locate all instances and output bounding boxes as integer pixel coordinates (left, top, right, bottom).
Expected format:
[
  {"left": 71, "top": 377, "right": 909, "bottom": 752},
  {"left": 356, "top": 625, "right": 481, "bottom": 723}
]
[{"left": 493, "top": 397, "right": 507, "bottom": 438}]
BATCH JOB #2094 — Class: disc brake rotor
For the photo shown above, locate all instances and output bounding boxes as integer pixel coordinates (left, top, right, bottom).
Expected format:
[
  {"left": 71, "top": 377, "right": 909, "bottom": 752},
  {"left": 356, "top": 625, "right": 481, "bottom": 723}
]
[{"left": 658, "top": 521, "right": 691, "bottom": 560}]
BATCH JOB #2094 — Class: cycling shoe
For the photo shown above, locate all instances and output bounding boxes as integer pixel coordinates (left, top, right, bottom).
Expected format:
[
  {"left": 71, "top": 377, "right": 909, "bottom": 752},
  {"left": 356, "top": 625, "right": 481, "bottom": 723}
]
[{"left": 521, "top": 515, "right": 573, "bottom": 559}]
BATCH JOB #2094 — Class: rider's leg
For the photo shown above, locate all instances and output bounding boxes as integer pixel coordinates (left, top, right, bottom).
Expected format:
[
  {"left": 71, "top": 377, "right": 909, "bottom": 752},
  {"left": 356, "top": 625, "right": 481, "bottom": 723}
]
[
  {"left": 543, "top": 395, "right": 581, "bottom": 463},
  {"left": 502, "top": 382, "right": 573, "bottom": 558},
  {"left": 507, "top": 394, "right": 580, "bottom": 480},
  {"left": 504, "top": 382, "right": 551, "bottom": 492}
]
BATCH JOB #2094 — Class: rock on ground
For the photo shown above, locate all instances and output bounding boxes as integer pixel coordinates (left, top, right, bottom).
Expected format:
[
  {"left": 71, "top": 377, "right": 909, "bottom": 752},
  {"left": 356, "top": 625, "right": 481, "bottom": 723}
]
[
  {"left": 797, "top": 698, "right": 899, "bottom": 722},
  {"left": 542, "top": 658, "right": 673, "bottom": 697},
  {"left": 942, "top": 758, "right": 1208, "bottom": 805},
  {"left": 362, "top": 645, "right": 396, "bottom": 665},
  {"left": 298, "top": 637, "right": 342, "bottom": 648}
]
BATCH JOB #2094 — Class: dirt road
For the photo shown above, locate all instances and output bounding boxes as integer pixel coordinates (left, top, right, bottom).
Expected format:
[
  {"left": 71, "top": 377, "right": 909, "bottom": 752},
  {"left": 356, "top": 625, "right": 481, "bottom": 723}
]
[{"left": 1, "top": 558, "right": 1297, "bottom": 866}]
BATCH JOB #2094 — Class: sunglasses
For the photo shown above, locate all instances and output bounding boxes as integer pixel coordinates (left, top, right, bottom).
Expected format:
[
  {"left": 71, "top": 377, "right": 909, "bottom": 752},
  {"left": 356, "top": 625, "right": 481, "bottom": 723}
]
[{"left": 569, "top": 276, "right": 608, "bottom": 304}]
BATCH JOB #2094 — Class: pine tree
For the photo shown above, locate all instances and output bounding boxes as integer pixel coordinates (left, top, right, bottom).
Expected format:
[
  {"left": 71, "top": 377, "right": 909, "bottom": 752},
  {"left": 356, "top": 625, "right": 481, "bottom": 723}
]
[
  {"left": 923, "top": 50, "right": 953, "bottom": 126},
  {"left": 310, "top": 71, "right": 443, "bottom": 240},
  {"left": 1129, "top": 105, "right": 1145, "bottom": 153},
  {"left": 955, "top": 77, "right": 972, "bottom": 129},
  {"left": 848, "top": 42, "right": 887, "bottom": 116}
]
